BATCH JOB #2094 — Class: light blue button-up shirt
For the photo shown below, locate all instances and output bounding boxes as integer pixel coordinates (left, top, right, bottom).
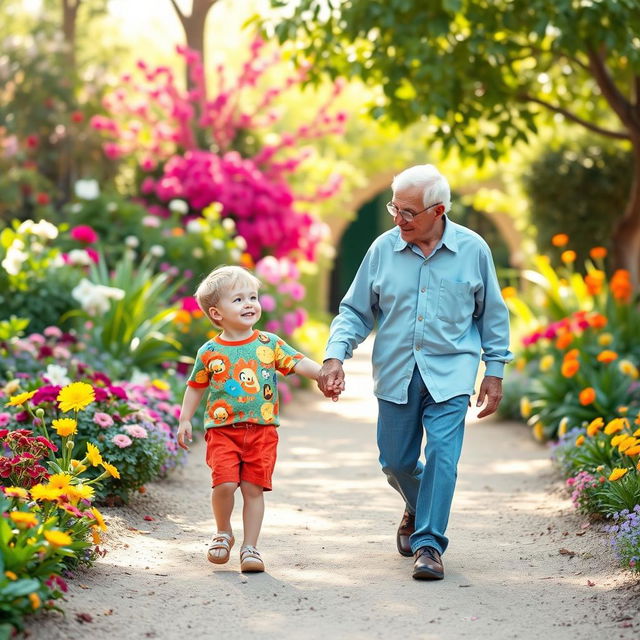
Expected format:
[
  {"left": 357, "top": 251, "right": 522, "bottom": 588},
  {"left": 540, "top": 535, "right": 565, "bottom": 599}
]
[{"left": 325, "top": 216, "right": 513, "bottom": 403}]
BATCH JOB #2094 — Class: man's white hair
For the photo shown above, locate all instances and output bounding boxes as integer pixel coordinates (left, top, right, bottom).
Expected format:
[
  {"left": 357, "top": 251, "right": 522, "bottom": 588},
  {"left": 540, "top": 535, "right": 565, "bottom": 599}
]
[{"left": 391, "top": 164, "right": 451, "bottom": 214}]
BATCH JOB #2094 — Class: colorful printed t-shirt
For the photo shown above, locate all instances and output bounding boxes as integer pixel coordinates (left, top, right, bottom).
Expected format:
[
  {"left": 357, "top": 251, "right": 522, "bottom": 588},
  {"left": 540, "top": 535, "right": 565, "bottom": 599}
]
[{"left": 187, "top": 330, "right": 304, "bottom": 429}]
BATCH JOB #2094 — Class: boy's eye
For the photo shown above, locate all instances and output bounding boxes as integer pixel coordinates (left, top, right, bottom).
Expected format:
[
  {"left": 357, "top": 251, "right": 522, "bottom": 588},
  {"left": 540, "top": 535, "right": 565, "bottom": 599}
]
[{"left": 233, "top": 297, "right": 241, "bottom": 303}]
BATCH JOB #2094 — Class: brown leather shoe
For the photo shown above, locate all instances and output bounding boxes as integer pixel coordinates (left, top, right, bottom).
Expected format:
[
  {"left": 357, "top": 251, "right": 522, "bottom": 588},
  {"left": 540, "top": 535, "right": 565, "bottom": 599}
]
[
  {"left": 396, "top": 510, "right": 415, "bottom": 557},
  {"left": 412, "top": 546, "right": 444, "bottom": 580}
]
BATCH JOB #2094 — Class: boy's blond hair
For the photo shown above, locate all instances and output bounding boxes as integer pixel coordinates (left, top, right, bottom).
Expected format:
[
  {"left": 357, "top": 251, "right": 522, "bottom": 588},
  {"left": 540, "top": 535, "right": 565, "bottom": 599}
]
[{"left": 194, "top": 265, "right": 261, "bottom": 325}]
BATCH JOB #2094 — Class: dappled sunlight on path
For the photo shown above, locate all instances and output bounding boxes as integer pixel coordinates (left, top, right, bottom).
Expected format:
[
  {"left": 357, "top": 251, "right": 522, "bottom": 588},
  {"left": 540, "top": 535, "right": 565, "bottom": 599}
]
[{"left": 26, "top": 338, "right": 639, "bottom": 640}]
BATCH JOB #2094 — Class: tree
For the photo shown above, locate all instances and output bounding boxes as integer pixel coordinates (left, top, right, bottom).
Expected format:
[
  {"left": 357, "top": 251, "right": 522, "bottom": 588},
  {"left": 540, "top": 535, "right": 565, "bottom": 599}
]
[{"left": 263, "top": 0, "right": 640, "bottom": 282}]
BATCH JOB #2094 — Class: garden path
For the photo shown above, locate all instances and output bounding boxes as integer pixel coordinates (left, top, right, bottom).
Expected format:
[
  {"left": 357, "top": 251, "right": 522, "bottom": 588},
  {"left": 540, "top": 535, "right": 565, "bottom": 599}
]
[{"left": 26, "top": 340, "right": 639, "bottom": 640}]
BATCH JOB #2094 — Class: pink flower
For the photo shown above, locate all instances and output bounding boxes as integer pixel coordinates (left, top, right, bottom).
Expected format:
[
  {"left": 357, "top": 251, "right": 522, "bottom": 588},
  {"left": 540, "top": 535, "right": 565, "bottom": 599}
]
[
  {"left": 259, "top": 294, "right": 276, "bottom": 312},
  {"left": 70, "top": 225, "right": 99, "bottom": 244},
  {"left": 180, "top": 297, "right": 200, "bottom": 312},
  {"left": 0, "top": 413, "right": 10, "bottom": 427},
  {"left": 112, "top": 434, "right": 133, "bottom": 448},
  {"left": 43, "top": 326, "right": 63, "bottom": 338},
  {"left": 265, "top": 320, "right": 281, "bottom": 333},
  {"left": 94, "top": 412, "right": 114, "bottom": 428},
  {"left": 123, "top": 424, "right": 148, "bottom": 439}
]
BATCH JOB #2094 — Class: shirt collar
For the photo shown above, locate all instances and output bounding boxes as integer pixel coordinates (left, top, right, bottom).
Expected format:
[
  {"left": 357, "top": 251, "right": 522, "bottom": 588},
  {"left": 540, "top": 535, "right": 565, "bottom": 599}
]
[{"left": 392, "top": 214, "right": 458, "bottom": 253}]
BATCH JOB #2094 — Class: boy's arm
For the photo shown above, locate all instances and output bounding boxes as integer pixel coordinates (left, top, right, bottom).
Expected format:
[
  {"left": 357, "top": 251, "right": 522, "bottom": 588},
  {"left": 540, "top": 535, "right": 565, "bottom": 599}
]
[
  {"left": 293, "top": 357, "right": 343, "bottom": 401},
  {"left": 177, "top": 386, "right": 207, "bottom": 450}
]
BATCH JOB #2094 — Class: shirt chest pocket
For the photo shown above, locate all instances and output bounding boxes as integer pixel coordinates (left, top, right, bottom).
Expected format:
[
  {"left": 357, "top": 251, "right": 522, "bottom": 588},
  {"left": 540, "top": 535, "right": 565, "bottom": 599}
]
[{"left": 436, "top": 279, "right": 474, "bottom": 324}]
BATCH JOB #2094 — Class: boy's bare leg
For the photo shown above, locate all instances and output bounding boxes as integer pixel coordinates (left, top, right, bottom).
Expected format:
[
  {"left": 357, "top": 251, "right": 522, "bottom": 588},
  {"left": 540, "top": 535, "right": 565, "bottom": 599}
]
[
  {"left": 210, "top": 482, "right": 236, "bottom": 560},
  {"left": 240, "top": 481, "right": 264, "bottom": 547}
]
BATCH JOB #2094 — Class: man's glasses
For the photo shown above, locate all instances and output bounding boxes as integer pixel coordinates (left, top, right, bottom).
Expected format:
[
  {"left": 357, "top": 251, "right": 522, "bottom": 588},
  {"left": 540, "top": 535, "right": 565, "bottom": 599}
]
[{"left": 386, "top": 201, "right": 443, "bottom": 223}]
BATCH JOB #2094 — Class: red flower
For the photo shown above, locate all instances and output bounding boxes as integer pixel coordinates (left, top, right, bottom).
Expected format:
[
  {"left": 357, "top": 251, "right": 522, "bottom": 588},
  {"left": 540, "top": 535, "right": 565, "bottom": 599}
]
[
  {"left": 36, "top": 193, "right": 50, "bottom": 205},
  {"left": 25, "top": 135, "right": 39, "bottom": 149},
  {"left": 71, "top": 111, "right": 85, "bottom": 123}
]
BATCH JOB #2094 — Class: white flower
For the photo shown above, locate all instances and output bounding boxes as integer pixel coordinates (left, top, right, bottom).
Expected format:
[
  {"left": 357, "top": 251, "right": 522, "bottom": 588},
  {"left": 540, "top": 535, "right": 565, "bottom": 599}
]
[
  {"left": 17, "top": 220, "right": 35, "bottom": 234},
  {"left": 149, "top": 245, "right": 165, "bottom": 257},
  {"left": 1, "top": 246, "right": 28, "bottom": 275},
  {"left": 230, "top": 249, "right": 241, "bottom": 262},
  {"left": 125, "top": 235, "right": 140, "bottom": 248},
  {"left": 67, "top": 249, "right": 92, "bottom": 266},
  {"left": 74, "top": 178, "right": 100, "bottom": 200},
  {"left": 192, "top": 247, "right": 204, "bottom": 259},
  {"left": 212, "top": 239, "right": 224, "bottom": 250},
  {"left": 44, "top": 364, "right": 71, "bottom": 386},
  {"left": 186, "top": 219, "right": 204, "bottom": 234},
  {"left": 106, "top": 202, "right": 117, "bottom": 212},
  {"left": 70, "top": 203, "right": 82, "bottom": 213},
  {"left": 222, "top": 217, "right": 236, "bottom": 232},
  {"left": 51, "top": 254, "right": 65, "bottom": 268},
  {"left": 168, "top": 199, "right": 189, "bottom": 215},
  {"left": 129, "top": 369, "right": 151, "bottom": 385},
  {"left": 235, "top": 235, "right": 247, "bottom": 251},
  {"left": 72, "top": 279, "right": 125, "bottom": 316},
  {"left": 142, "top": 216, "right": 161, "bottom": 228},
  {"left": 30, "top": 242, "right": 44, "bottom": 254},
  {"left": 32, "top": 220, "right": 58, "bottom": 240}
]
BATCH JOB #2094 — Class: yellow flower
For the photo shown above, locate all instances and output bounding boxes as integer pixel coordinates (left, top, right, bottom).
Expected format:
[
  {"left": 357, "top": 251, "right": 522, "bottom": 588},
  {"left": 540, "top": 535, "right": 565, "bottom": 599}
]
[
  {"left": 57, "top": 382, "right": 95, "bottom": 413},
  {"left": 28, "top": 593, "right": 41, "bottom": 610},
  {"left": 558, "top": 417, "right": 569, "bottom": 437},
  {"left": 624, "top": 445, "right": 640, "bottom": 456},
  {"left": 575, "top": 435, "right": 585, "bottom": 446},
  {"left": 532, "top": 422, "right": 545, "bottom": 442},
  {"left": 102, "top": 462, "right": 120, "bottom": 479},
  {"left": 151, "top": 379, "right": 170, "bottom": 391},
  {"left": 91, "top": 529, "right": 102, "bottom": 545},
  {"left": 70, "top": 459, "right": 88, "bottom": 474},
  {"left": 539, "top": 355, "right": 554, "bottom": 372},
  {"left": 3, "top": 487, "right": 29, "bottom": 499},
  {"left": 30, "top": 484, "right": 63, "bottom": 501},
  {"left": 597, "top": 332, "right": 614, "bottom": 347},
  {"left": 86, "top": 442, "right": 103, "bottom": 467},
  {"left": 604, "top": 418, "right": 626, "bottom": 435},
  {"left": 618, "top": 437, "right": 639, "bottom": 453},
  {"left": 597, "top": 350, "right": 618, "bottom": 363},
  {"left": 52, "top": 418, "right": 77, "bottom": 437},
  {"left": 5, "top": 390, "right": 37, "bottom": 407},
  {"left": 611, "top": 434, "right": 628, "bottom": 447},
  {"left": 608, "top": 468, "right": 629, "bottom": 482},
  {"left": 515, "top": 358, "right": 526, "bottom": 372},
  {"left": 47, "top": 473, "right": 72, "bottom": 490},
  {"left": 561, "top": 250, "right": 577, "bottom": 263},
  {"left": 67, "top": 484, "right": 94, "bottom": 503},
  {"left": 4, "top": 571, "right": 18, "bottom": 580},
  {"left": 619, "top": 360, "right": 639, "bottom": 379},
  {"left": 9, "top": 512, "right": 38, "bottom": 528},
  {"left": 634, "top": 428, "right": 640, "bottom": 437},
  {"left": 501, "top": 286, "right": 517, "bottom": 299},
  {"left": 3, "top": 379, "right": 21, "bottom": 396},
  {"left": 586, "top": 417, "right": 604, "bottom": 437},
  {"left": 617, "top": 406, "right": 629, "bottom": 415},
  {"left": 90, "top": 507, "right": 107, "bottom": 531},
  {"left": 44, "top": 530, "right": 72, "bottom": 547},
  {"left": 520, "top": 397, "right": 532, "bottom": 419}
]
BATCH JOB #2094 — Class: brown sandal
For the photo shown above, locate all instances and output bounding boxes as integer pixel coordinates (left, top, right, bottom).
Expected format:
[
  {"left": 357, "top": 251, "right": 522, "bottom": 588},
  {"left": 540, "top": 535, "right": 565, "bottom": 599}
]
[{"left": 207, "top": 532, "right": 234, "bottom": 564}]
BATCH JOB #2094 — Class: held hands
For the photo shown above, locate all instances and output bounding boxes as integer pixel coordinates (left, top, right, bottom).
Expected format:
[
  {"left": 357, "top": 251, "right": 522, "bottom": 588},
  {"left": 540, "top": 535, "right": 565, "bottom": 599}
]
[
  {"left": 475, "top": 376, "right": 503, "bottom": 419},
  {"left": 177, "top": 420, "right": 193, "bottom": 451},
  {"left": 317, "top": 358, "right": 346, "bottom": 402}
]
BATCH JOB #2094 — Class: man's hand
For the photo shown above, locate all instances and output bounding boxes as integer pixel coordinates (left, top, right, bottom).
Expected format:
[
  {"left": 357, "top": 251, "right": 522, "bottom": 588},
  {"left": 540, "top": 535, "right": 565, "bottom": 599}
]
[
  {"left": 317, "top": 358, "right": 345, "bottom": 401},
  {"left": 475, "top": 376, "right": 503, "bottom": 419},
  {"left": 177, "top": 420, "right": 193, "bottom": 450}
]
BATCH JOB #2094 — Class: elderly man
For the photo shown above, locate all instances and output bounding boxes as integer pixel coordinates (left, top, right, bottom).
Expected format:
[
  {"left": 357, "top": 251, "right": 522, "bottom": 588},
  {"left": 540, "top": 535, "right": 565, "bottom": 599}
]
[{"left": 318, "top": 164, "right": 512, "bottom": 580}]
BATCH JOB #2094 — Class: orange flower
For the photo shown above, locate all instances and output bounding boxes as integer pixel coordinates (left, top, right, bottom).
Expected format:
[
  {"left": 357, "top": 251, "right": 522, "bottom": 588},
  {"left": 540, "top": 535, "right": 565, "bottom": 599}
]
[
  {"left": 561, "top": 250, "right": 577, "bottom": 264},
  {"left": 239, "top": 253, "right": 255, "bottom": 269},
  {"left": 586, "top": 417, "right": 604, "bottom": 437},
  {"left": 555, "top": 332, "right": 573, "bottom": 350},
  {"left": 564, "top": 349, "right": 580, "bottom": 361},
  {"left": 610, "top": 270, "right": 633, "bottom": 303},
  {"left": 552, "top": 234, "right": 569, "bottom": 247},
  {"left": 575, "top": 435, "right": 585, "bottom": 446},
  {"left": 584, "top": 272, "right": 605, "bottom": 296},
  {"left": 597, "top": 350, "right": 618, "bottom": 364},
  {"left": 561, "top": 359, "right": 580, "bottom": 378},
  {"left": 579, "top": 387, "right": 596, "bottom": 405},
  {"left": 171, "top": 227, "right": 185, "bottom": 237},
  {"left": 588, "top": 312, "right": 607, "bottom": 329},
  {"left": 589, "top": 247, "right": 607, "bottom": 260}
]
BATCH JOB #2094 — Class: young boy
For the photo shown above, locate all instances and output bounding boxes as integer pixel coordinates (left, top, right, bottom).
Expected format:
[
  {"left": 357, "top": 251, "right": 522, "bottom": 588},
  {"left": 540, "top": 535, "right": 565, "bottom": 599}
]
[{"left": 177, "top": 265, "right": 340, "bottom": 573}]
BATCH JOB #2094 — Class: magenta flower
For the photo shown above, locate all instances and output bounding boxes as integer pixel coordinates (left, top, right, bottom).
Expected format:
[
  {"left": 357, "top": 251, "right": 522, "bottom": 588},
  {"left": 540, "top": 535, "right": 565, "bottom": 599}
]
[
  {"left": 70, "top": 225, "right": 99, "bottom": 244},
  {"left": 0, "top": 413, "right": 10, "bottom": 427},
  {"left": 259, "top": 294, "right": 276, "bottom": 312}
]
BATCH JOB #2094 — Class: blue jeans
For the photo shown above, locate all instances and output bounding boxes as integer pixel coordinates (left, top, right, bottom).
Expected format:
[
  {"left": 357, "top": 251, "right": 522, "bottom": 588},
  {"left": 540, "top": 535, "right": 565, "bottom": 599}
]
[{"left": 377, "top": 366, "right": 469, "bottom": 555}]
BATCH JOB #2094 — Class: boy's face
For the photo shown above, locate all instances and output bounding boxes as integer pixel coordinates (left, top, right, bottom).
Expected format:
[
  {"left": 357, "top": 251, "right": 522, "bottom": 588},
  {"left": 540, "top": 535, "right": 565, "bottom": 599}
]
[{"left": 210, "top": 282, "right": 261, "bottom": 332}]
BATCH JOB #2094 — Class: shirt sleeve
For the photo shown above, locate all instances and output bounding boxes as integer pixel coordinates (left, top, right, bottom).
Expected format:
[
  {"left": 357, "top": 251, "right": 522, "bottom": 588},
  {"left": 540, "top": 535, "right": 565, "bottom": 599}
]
[
  {"left": 187, "top": 345, "right": 211, "bottom": 388},
  {"left": 474, "top": 246, "right": 514, "bottom": 378},
  {"left": 324, "top": 245, "right": 378, "bottom": 362},
  {"left": 274, "top": 338, "right": 304, "bottom": 375}
]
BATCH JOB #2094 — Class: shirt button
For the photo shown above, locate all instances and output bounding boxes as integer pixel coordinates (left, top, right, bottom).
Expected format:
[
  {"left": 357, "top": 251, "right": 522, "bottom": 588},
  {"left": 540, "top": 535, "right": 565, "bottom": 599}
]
[
  {"left": 418, "top": 316, "right": 423, "bottom": 322},
  {"left": 420, "top": 287, "right": 426, "bottom": 293},
  {"left": 415, "top": 345, "right": 421, "bottom": 351}
]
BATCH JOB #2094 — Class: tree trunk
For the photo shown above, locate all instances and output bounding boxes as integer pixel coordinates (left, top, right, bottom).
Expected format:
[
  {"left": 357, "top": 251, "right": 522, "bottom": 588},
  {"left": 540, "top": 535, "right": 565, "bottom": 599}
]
[
  {"left": 62, "top": 0, "right": 81, "bottom": 71},
  {"left": 612, "top": 138, "right": 640, "bottom": 287}
]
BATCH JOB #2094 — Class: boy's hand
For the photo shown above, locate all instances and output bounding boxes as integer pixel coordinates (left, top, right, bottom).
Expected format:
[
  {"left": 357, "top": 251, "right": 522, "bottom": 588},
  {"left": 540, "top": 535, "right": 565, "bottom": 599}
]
[{"left": 177, "top": 421, "right": 193, "bottom": 451}]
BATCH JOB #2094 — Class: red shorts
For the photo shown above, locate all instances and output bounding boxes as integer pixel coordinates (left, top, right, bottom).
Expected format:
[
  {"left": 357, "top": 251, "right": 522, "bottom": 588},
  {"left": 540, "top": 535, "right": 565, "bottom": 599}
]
[{"left": 204, "top": 424, "right": 279, "bottom": 491}]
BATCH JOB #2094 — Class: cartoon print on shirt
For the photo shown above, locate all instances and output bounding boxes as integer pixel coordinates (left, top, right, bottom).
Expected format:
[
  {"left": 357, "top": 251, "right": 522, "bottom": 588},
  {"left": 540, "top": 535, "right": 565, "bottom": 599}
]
[
  {"left": 209, "top": 399, "right": 234, "bottom": 424},
  {"left": 260, "top": 402, "right": 275, "bottom": 421},
  {"left": 263, "top": 384, "right": 274, "bottom": 400},
  {"left": 232, "top": 358, "right": 260, "bottom": 400},
  {"left": 202, "top": 351, "right": 232, "bottom": 382},
  {"left": 256, "top": 345, "right": 275, "bottom": 365},
  {"left": 257, "top": 333, "right": 270, "bottom": 344}
]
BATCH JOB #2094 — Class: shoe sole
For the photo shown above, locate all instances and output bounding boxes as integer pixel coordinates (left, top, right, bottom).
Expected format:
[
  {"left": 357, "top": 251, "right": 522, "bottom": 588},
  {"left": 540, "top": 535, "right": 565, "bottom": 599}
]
[
  {"left": 412, "top": 567, "right": 444, "bottom": 580},
  {"left": 241, "top": 562, "right": 265, "bottom": 573}
]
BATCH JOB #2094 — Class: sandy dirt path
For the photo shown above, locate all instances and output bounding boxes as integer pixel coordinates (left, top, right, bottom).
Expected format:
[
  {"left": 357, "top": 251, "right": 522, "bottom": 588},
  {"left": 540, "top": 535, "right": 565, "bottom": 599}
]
[{"left": 26, "top": 341, "right": 639, "bottom": 640}]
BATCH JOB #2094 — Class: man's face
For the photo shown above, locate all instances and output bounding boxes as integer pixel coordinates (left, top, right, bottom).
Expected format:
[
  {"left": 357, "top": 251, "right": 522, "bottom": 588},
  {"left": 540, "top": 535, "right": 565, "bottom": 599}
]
[{"left": 391, "top": 185, "right": 442, "bottom": 244}]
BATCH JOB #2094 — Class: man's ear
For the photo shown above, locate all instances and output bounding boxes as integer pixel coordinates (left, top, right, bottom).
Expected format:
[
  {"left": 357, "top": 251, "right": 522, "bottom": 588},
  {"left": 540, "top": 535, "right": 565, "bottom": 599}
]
[{"left": 434, "top": 204, "right": 446, "bottom": 218}]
